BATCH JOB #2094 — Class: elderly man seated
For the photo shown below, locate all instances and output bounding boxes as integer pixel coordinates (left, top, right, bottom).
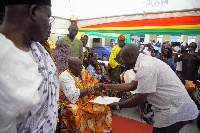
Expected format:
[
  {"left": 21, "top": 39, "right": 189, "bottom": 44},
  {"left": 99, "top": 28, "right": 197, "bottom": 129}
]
[{"left": 59, "top": 57, "right": 112, "bottom": 133}]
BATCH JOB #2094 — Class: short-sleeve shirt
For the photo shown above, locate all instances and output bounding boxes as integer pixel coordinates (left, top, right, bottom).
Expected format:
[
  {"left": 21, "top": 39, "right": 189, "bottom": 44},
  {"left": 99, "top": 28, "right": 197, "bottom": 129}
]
[
  {"left": 134, "top": 53, "right": 199, "bottom": 128},
  {"left": 59, "top": 70, "right": 80, "bottom": 104},
  {"left": 56, "top": 35, "right": 83, "bottom": 61},
  {"left": 178, "top": 53, "right": 199, "bottom": 81}
]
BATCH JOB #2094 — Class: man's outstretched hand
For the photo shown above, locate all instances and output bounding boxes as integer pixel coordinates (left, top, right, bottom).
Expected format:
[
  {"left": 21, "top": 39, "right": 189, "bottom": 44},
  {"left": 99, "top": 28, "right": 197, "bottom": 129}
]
[
  {"left": 107, "top": 102, "right": 118, "bottom": 110},
  {"left": 93, "top": 83, "right": 106, "bottom": 92}
]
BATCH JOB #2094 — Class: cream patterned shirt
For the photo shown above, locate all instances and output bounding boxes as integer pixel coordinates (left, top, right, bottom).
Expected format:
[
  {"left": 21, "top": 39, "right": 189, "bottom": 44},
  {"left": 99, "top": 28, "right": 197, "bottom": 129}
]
[
  {"left": 59, "top": 71, "right": 80, "bottom": 104},
  {"left": 134, "top": 53, "right": 199, "bottom": 128}
]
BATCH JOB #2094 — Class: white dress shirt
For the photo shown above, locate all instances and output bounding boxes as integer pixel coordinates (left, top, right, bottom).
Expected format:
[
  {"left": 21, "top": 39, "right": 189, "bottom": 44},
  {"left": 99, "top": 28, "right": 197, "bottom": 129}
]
[
  {"left": 134, "top": 53, "right": 199, "bottom": 128},
  {"left": 59, "top": 70, "right": 80, "bottom": 104}
]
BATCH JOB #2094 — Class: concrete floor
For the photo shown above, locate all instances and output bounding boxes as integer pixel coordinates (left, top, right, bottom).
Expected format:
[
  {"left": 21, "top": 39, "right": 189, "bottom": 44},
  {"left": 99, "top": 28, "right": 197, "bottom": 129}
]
[{"left": 111, "top": 107, "right": 199, "bottom": 133}]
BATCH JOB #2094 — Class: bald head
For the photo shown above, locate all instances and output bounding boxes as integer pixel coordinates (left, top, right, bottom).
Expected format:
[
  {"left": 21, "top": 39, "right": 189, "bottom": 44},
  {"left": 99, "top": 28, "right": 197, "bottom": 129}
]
[
  {"left": 68, "top": 57, "right": 83, "bottom": 77},
  {"left": 120, "top": 44, "right": 139, "bottom": 70},
  {"left": 69, "top": 24, "right": 78, "bottom": 29},
  {"left": 69, "top": 57, "right": 81, "bottom": 65},
  {"left": 121, "top": 44, "right": 139, "bottom": 57},
  {"left": 68, "top": 24, "right": 78, "bottom": 38}
]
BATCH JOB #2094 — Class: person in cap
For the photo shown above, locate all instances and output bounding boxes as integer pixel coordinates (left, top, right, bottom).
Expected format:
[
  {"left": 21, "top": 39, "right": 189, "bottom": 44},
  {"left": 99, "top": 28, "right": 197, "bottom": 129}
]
[
  {"left": 0, "top": 0, "right": 59, "bottom": 133},
  {"left": 108, "top": 35, "right": 126, "bottom": 83}
]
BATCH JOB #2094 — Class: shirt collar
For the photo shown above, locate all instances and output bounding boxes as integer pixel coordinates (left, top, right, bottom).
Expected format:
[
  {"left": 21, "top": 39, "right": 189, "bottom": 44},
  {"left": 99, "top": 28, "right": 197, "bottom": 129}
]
[{"left": 134, "top": 53, "right": 144, "bottom": 71}]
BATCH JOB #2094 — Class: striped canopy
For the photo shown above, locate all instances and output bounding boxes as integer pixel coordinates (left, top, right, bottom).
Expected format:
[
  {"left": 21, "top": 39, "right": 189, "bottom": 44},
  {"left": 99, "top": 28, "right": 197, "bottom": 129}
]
[{"left": 78, "top": 11, "right": 200, "bottom": 41}]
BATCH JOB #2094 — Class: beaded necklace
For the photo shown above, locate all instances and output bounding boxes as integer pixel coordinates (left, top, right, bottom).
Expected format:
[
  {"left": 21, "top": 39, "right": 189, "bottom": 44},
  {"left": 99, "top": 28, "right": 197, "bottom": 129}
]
[{"left": 65, "top": 68, "right": 86, "bottom": 90}]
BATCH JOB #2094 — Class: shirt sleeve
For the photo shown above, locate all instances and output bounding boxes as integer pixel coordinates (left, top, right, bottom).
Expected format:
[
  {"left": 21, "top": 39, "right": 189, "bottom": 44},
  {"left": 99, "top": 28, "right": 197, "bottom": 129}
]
[
  {"left": 59, "top": 71, "right": 80, "bottom": 104},
  {"left": 109, "top": 46, "right": 121, "bottom": 68},
  {"left": 135, "top": 65, "right": 157, "bottom": 94}
]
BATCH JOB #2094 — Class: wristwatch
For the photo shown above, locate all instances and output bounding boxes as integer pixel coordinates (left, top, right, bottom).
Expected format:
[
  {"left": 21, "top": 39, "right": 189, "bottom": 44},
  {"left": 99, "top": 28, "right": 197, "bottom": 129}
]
[{"left": 116, "top": 102, "right": 120, "bottom": 112}]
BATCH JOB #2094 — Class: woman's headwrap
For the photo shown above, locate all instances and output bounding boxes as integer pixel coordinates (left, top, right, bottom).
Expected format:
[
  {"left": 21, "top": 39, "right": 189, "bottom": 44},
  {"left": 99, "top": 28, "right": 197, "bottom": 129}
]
[
  {"left": 118, "top": 35, "right": 125, "bottom": 40},
  {"left": 81, "top": 35, "right": 88, "bottom": 38},
  {"left": 88, "top": 52, "right": 97, "bottom": 59}
]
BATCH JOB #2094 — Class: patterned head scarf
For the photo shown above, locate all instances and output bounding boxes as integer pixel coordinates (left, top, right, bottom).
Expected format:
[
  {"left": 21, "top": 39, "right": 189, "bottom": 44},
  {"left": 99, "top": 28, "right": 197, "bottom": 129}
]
[
  {"left": 88, "top": 52, "right": 98, "bottom": 60},
  {"left": 81, "top": 35, "right": 88, "bottom": 39},
  {"left": 118, "top": 35, "right": 125, "bottom": 40}
]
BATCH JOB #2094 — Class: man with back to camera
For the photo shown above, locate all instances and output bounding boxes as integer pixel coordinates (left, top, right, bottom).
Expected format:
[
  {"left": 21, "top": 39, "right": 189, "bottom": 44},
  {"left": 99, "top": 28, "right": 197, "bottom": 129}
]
[
  {"left": 56, "top": 24, "right": 84, "bottom": 62},
  {"left": 104, "top": 44, "right": 199, "bottom": 133},
  {"left": 0, "top": 0, "right": 59, "bottom": 132}
]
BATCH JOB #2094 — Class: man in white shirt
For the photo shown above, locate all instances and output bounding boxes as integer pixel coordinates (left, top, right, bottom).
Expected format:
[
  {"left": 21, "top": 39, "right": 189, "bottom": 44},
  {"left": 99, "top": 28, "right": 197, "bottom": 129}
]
[
  {"left": 105, "top": 44, "right": 199, "bottom": 133},
  {"left": 0, "top": 0, "right": 59, "bottom": 133}
]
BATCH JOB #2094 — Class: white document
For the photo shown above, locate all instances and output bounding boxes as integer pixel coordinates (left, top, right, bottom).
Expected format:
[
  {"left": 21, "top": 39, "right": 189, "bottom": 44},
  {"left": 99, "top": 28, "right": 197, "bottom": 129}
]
[{"left": 89, "top": 96, "right": 121, "bottom": 105}]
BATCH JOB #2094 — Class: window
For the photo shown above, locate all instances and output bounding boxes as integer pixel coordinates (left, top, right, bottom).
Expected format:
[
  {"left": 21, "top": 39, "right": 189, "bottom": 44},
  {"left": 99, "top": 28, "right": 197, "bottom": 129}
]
[
  {"left": 92, "top": 47, "right": 98, "bottom": 50},
  {"left": 188, "top": 35, "right": 196, "bottom": 44},
  {"left": 170, "top": 35, "right": 181, "bottom": 42},
  {"left": 156, "top": 35, "right": 163, "bottom": 44},
  {"left": 130, "top": 34, "right": 145, "bottom": 44},
  {"left": 93, "top": 38, "right": 100, "bottom": 43},
  {"left": 97, "top": 47, "right": 105, "bottom": 50}
]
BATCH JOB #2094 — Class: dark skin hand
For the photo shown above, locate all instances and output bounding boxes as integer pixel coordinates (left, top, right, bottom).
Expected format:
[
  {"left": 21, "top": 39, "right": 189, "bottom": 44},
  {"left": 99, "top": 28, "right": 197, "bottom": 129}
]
[
  {"left": 103, "top": 80, "right": 138, "bottom": 92},
  {"left": 79, "top": 83, "right": 106, "bottom": 98}
]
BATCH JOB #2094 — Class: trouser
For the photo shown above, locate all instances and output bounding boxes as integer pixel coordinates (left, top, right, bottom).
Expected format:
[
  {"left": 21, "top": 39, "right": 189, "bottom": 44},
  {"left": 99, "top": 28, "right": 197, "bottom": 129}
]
[{"left": 152, "top": 120, "right": 192, "bottom": 133}]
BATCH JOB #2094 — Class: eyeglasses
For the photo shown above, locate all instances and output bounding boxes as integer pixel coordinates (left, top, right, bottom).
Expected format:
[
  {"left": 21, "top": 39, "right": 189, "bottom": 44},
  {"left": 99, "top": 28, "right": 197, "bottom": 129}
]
[{"left": 37, "top": 6, "right": 55, "bottom": 24}]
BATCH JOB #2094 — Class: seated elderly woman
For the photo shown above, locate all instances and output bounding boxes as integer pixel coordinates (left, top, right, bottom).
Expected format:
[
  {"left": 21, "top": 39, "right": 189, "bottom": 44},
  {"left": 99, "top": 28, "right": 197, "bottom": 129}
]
[
  {"left": 86, "top": 53, "right": 108, "bottom": 81},
  {"left": 59, "top": 57, "right": 112, "bottom": 133},
  {"left": 86, "top": 53, "right": 120, "bottom": 97}
]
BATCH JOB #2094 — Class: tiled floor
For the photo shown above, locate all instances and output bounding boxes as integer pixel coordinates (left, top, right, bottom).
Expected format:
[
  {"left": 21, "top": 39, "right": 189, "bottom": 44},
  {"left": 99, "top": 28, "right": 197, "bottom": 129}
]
[{"left": 111, "top": 107, "right": 199, "bottom": 133}]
